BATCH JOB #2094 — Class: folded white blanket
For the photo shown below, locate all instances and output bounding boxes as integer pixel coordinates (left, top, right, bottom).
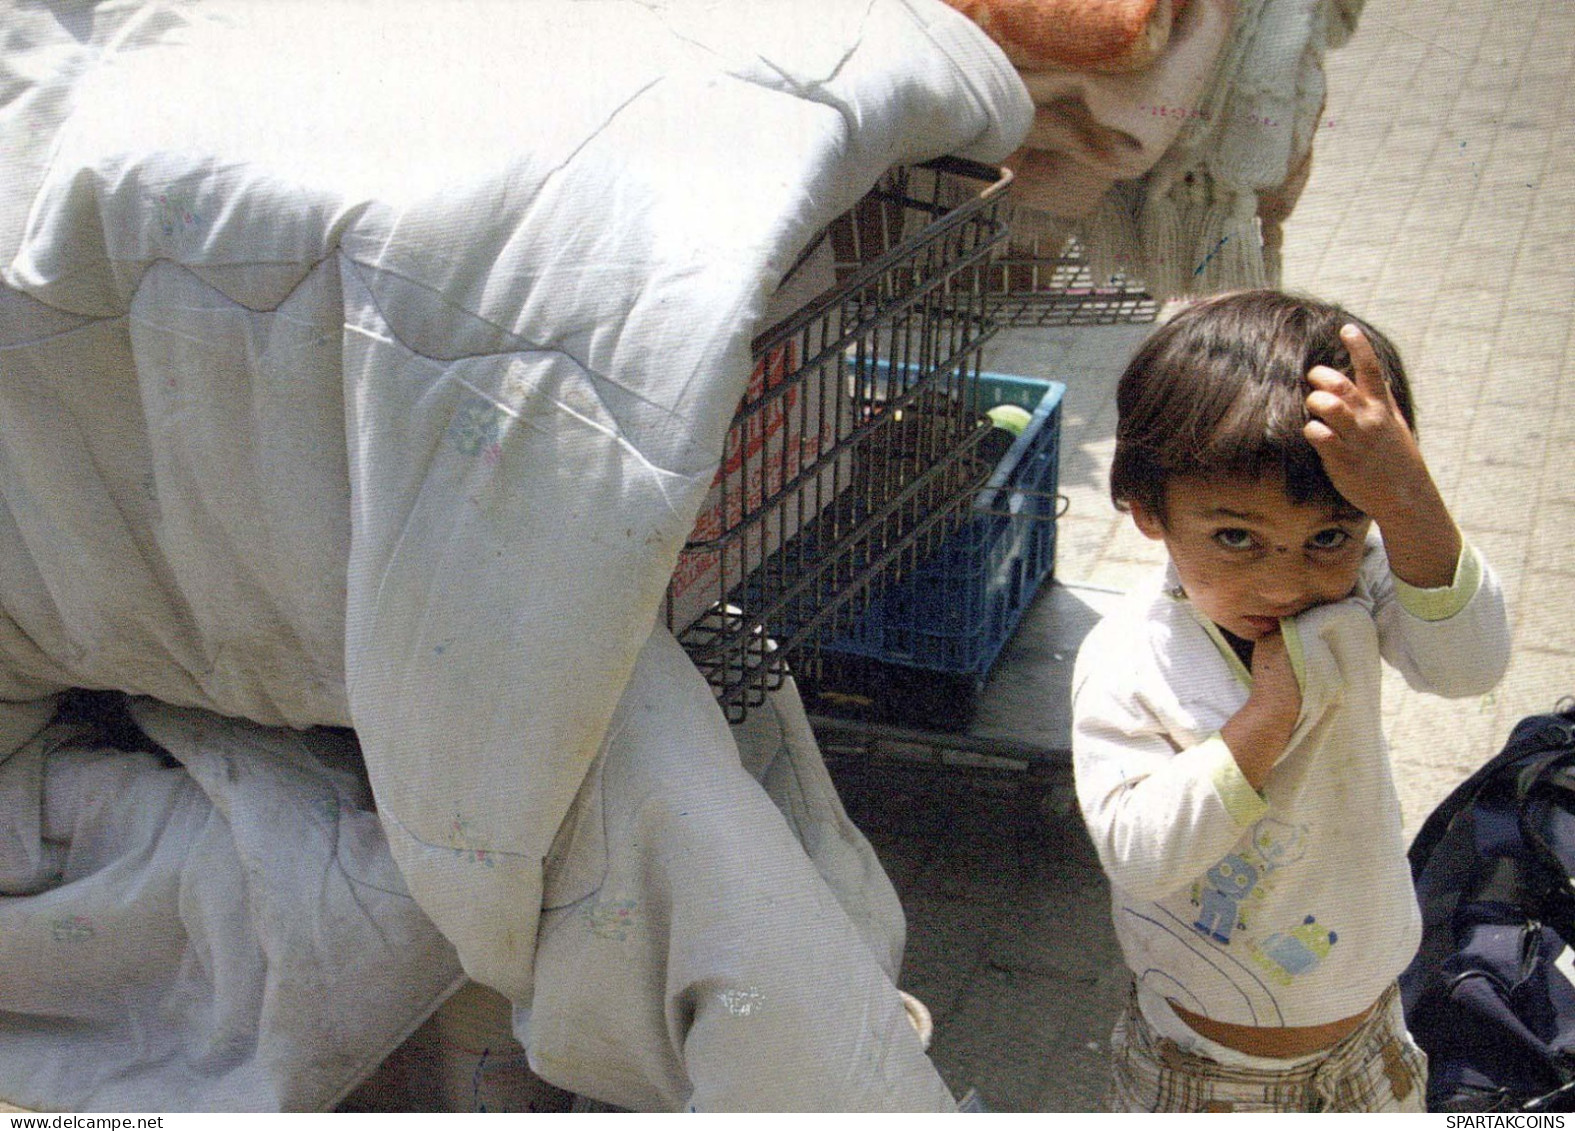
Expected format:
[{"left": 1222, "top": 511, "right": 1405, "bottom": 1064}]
[
  {"left": 0, "top": 700, "right": 463, "bottom": 1112},
  {"left": 0, "top": 0, "right": 1031, "bottom": 1110}
]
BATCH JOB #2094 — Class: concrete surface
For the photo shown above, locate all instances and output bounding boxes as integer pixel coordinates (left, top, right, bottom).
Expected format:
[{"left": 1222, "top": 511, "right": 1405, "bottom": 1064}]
[{"left": 824, "top": 0, "right": 1575, "bottom": 1111}]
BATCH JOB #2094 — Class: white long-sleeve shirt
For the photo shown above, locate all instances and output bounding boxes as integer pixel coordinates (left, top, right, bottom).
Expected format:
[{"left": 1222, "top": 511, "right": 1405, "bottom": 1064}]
[{"left": 1072, "top": 536, "right": 1510, "bottom": 1029}]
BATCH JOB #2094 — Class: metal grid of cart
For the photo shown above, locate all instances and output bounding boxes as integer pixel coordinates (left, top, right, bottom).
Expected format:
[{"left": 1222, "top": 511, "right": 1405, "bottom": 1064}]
[
  {"left": 667, "top": 158, "right": 1016, "bottom": 721},
  {"left": 668, "top": 163, "right": 1163, "bottom": 724}
]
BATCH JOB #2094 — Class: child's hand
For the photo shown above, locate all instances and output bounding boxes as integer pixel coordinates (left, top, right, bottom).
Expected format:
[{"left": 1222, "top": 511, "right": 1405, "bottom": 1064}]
[
  {"left": 1303, "top": 325, "right": 1428, "bottom": 523},
  {"left": 1304, "top": 325, "right": 1462, "bottom": 590},
  {"left": 1221, "top": 630, "right": 1300, "bottom": 790}
]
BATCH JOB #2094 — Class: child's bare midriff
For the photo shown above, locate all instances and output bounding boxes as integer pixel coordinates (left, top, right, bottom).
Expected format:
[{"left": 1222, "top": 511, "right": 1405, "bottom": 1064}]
[{"left": 1169, "top": 998, "right": 1378, "bottom": 1059}]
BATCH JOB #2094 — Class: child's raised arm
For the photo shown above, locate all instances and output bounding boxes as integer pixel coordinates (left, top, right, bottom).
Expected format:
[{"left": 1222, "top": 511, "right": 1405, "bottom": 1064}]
[{"left": 1304, "top": 325, "right": 1462, "bottom": 590}]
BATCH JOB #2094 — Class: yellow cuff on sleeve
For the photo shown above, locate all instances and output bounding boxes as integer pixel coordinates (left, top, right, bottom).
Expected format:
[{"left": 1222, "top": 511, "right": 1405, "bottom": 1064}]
[
  {"left": 1201, "top": 732, "right": 1270, "bottom": 827},
  {"left": 1395, "top": 543, "right": 1483, "bottom": 623}
]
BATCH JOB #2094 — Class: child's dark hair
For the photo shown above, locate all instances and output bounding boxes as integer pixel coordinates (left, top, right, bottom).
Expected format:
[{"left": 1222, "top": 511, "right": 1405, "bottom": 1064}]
[{"left": 1110, "top": 289, "right": 1414, "bottom": 520}]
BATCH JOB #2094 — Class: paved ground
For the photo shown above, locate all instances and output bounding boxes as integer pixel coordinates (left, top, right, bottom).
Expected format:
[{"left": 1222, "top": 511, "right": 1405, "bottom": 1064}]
[{"left": 825, "top": 0, "right": 1575, "bottom": 1111}]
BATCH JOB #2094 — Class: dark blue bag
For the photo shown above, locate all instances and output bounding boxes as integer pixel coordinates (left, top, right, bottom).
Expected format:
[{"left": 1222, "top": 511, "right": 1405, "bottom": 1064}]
[{"left": 1401, "top": 701, "right": 1575, "bottom": 1112}]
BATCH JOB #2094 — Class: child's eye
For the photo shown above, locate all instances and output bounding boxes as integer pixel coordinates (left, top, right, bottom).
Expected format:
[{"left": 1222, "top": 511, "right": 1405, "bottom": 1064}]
[
  {"left": 1309, "top": 529, "right": 1351, "bottom": 551},
  {"left": 1213, "top": 528, "right": 1256, "bottom": 551}
]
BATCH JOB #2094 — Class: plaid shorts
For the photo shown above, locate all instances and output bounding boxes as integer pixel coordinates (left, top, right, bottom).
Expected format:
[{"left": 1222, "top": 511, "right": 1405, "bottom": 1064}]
[{"left": 1108, "top": 982, "right": 1428, "bottom": 1113}]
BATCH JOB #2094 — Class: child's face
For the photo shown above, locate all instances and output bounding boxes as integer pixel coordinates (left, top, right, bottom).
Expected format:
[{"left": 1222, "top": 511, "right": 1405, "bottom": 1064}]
[{"left": 1130, "top": 473, "right": 1372, "bottom": 641}]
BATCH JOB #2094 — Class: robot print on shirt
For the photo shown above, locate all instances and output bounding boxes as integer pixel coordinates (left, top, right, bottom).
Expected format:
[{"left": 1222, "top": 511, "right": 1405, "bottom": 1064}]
[
  {"left": 1190, "top": 818, "right": 1309, "bottom": 945},
  {"left": 1249, "top": 916, "right": 1339, "bottom": 984},
  {"left": 1194, "top": 854, "right": 1259, "bottom": 944}
]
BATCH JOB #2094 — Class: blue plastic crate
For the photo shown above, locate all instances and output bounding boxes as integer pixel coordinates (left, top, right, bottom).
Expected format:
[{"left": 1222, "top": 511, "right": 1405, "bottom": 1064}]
[{"left": 821, "top": 372, "right": 1064, "bottom": 683}]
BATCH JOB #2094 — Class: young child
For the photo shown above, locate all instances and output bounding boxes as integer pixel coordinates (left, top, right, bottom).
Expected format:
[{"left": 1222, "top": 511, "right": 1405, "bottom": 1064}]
[{"left": 1071, "top": 289, "right": 1511, "bottom": 1112}]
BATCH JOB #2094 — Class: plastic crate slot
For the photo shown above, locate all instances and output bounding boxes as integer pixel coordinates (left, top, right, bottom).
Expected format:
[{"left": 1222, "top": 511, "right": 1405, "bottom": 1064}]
[{"left": 812, "top": 374, "right": 1065, "bottom": 702}]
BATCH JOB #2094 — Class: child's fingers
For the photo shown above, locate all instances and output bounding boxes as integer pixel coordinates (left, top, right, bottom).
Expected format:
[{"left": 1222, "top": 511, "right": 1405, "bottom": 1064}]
[
  {"left": 1303, "top": 417, "right": 1337, "bottom": 446},
  {"left": 1305, "top": 387, "right": 1355, "bottom": 434},
  {"left": 1306, "top": 364, "right": 1352, "bottom": 394},
  {"left": 1340, "top": 324, "right": 1390, "bottom": 400}
]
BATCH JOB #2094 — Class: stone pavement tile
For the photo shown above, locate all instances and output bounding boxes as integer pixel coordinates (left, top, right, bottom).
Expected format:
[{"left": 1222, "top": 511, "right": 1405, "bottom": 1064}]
[
  {"left": 1053, "top": 513, "right": 1118, "bottom": 585},
  {"left": 830, "top": 764, "right": 1035, "bottom": 998},
  {"left": 1512, "top": 572, "right": 1575, "bottom": 655},
  {"left": 1076, "top": 394, "right": 1120, "bottom": 448},
  {"left": 1436, "top": 157, "right": 1489, "bottom": 205},
  {"left": 980, "top": 322, "right": 1148, "bottom": 390},
  {"left": 1100, "top": 513, "right": 1162, "bottom": 567},
  {"left": 1462, "top": 180, "right": 1537, "bottom": 238},
  {"left": 1084, "top": 559, "right": 1169, "bottom": 597},
  {"left": 1497, "top": 309, "right": 1573, "bottom": 358},
  {"left": 1304, "top": 267, "right": 1379, "bottom": 312},
  {"left": 1060, "top": 389, "right": 1116, "bottom": 443},
  {"left": 981, "top": 326, "right": 1083, "bottom": 376},
  {"left": 1502, "top": 272, "right": 1575, "bottom": 319},
  {"left": 1072, "top": 434, "right": 1117, "bottom": 492},
  {"left": 894, "top": 780, "right": 1065, "bottom": 899},
  {"left": 1528, "top": 167, "right": 1575, "bottom": 215},
  {"left": 1479, "top": 153, "right": 1553, "bottom": 201},
  {"left": 1366, "top": 111, "right": 1439, "bottom": 157},
  {"left": 1417, "top": 425, "right": 1471, "bottom": 496},
  {"left": 831, "top": 756, "right": 1128, "bottom": 1112},
  {"left": 1547, "top": 117, "right": 1575, "bottom": 154},
  {"left": 836, "top": 820, "right": 931, "bottom": 898},
  {"left": 1422, "top": 319, "right": 1498, "bottom": 372},
  {"left": 1539, "top": 456, "right": 1575, "bottom": 507},
  {"left": 1448, "top": 465, "right": 1540, "bottom": 536},
  {"left": 1414, "top": 2, "right": 1491, "bottom": 54},
  {"left": 1058, "top": 481, "right": 1115, "bottom": 539},
  {"left": 1390, "top": 754, "right": 1488, "bottom": 838},
  {"left": 924, "top": 820, "right": 1126, "bottom": 1112},
  {"left": 1392, "top": 751, "right": 1486, "bottom": 836},
  {"left": 1406, "top": 170, "right": 1476, "bottom": 224},
  {"left": 1365, "top": 298, "right": 1437, "bottom": 355},
  {"left": 899, "top": 892, "right": 1006, "bottom": 1024},
  {"left": 1419, "top": 335, "right": 1497, "bottom": 423},
  {"left": 1494, "top": 648, "right": 1575, "bottom": 741},
  {"left": 1321, "top": 230, "right": 1399, "bottom": 283},
  {"left": 1467, "top": 528, "right": 1529, "bottom": 616},
  {"left": 1429, "top": 284, "right": 1506, "bottom": 334},
  {"left": 983, "top": 897, "right": 1125, "bottom": 1001},
  {"left": 1027, "top": 985, "right": 1127, "bottom": 1115},
  {"left": 1299, "top": 142, "right": 1372, "bottom": 196},
  {"left": 1523, "top": 43, "right": 1575, "bottom": 85},
  {"left": 1375, "top": 247, "right": 1453, "bottom": 305},
  {"left": 1438, "top": 241, "right": 1520, "bottom": 296},
  {"left": 1053, "top": 371, "right": 1114, "bottom": 426},
  {"left": 1464, "top": 401, "right": 1549, "bottom": 469},
  {"left": 1528, "top": 499, "right": 1575, "bottom": 575},
  {"left": 1283, "top": 181, "right": 1342, "bottom": 228},
  {"left": 1282, "top": 215, "right": 1338, "bottom": 276},
  {"left": 1477, "top": 353, "right": 1562, "bottom": 409},
  {"left": 1380, "top": 665, "right": 1408, "bottom": 721},
  {"left": 930, "top": 960, "right": 1120, "bottom": 1112},
  {"left": 1534, "top": 121, "right": 1575, "bottom": 163},
  {"left": 1335, "top": 203, "right": 1422, "bottom": 254},
  {"left": 1059, "top": 431, "right": 1116, "bottom": 498},
  {"left": 1511, "top": 239, "right": 1575, "bottom": 283},
  {"left": 1448, "top": 92, "right": 1516, "bottom": 134},
  {"left": 1387, "top": 687, "right": 1506, "bottom": 779}
]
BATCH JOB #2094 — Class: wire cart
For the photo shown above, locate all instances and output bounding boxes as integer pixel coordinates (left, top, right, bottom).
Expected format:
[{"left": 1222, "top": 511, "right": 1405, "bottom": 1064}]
[
  {"left": 667, "top": 157, "right": 1015, "bottom": 722},
  {"left": 983, "top": 235, "right": 1160, "bottom": 327}
]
